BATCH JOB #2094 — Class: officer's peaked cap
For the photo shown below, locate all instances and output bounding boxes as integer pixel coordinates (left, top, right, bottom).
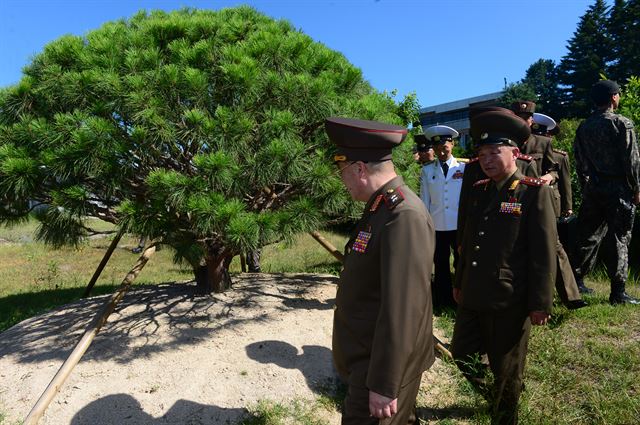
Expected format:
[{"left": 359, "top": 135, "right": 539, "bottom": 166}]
[
  {"left": 424, "top": 125, "right": 459, "bottom": 144},
  {"left": 532, "top": 113, "right": 557, "bottom": 135},
  {"left": 414, "top": 134, "right": 433, "bottom": 152},
  {"left": 325, "top": 117, "right": 407, "bottom": 162},
  {"left": 510, "top": 100, "right": 536, "bottom": 116},
  {"left": 469, "top": 106, "right": 514, "bottom": 120},
  {"left": 471, "top": 110, "right": 531, "bottom": 148}
]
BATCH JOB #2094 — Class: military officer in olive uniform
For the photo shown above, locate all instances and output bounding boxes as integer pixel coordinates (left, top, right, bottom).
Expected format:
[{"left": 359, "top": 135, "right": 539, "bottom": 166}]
[
  {"left": 457, "top": 107, "right": 538, "bottom": 249},
  {"left": 452, "top": 110, "right": 556, "bottom": 425},
  {"left": 571, "top": 80, "right": 640, "bottom": 305},
  {"left": 420, "top": 125, "right": 465, "bottom": 309},
  {"left": 511, "top": 101, "right": 558, "bottom": 185},
  {"left": 531, "top": 113, "right": 587, "bottom": 309},
  {"left": 325, "top": 117, "right": 436, "bottom": 424},
  {"left": 414, "top": 134, "right": 436, "bottom": 165}
]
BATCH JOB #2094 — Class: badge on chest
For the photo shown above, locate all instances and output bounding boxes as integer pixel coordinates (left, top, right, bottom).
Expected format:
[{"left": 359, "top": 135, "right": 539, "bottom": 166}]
[
  {"left": 499, "top": 201, "right": 522, "bottom": 216},
  {"left": 352, "top": 231, "right": 372, "bottom": 253}
]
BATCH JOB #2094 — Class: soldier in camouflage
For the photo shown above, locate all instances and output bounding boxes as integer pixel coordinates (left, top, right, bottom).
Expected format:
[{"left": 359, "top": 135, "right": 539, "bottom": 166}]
[{"left": 572, "top": 80, "right": 640, "bottom": 305}]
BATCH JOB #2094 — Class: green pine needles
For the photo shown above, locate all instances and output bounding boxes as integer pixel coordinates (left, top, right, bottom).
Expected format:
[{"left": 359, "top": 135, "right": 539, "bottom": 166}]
[{"left": 0, "top": 6, "right": 417, "bottom": 292}]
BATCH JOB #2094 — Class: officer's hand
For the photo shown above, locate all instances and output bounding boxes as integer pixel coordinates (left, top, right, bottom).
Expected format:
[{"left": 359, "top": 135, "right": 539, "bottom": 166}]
[
  {"left": 540, "top": 174, "right": 554, "bottom": 185},
  {"left": 529, "top": 311, "right": 550, "bottom": 326},
  {"left": 633, "top": 191, "right": 640, "bottom": 206},
  {"left": 369, "top": 391, "right": 397, "bottom": 419},
  {"left": 453, "top": 287, "right": 462, "bottom": 304}
]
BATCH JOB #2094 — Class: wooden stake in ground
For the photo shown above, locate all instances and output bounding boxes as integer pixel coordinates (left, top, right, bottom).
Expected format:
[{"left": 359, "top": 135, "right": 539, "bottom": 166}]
[
  {"left": 23, "top": 245, "right": 157, "bottom": 425},
  {"left": 309, "top": 230, "right": 453, "bottom": 361},
  {"left": 82, "top": 228, "right": 125, "bottom": 298}
]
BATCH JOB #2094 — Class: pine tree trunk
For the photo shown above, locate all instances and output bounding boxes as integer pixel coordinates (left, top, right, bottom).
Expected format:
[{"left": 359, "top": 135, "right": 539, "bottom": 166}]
[{"left": 194, "top": 248, "right": 233, "bottom": 294}]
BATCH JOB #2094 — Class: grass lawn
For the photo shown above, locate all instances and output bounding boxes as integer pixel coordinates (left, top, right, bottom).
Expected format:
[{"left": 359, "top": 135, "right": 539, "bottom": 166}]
[{"left": 1, "top": 219, "right": 639, "bottom": 424}]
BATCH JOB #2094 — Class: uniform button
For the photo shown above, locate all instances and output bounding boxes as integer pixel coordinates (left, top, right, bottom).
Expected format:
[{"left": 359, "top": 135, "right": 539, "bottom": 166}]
[
  {"left": 471, "top": 261, "right": 478, "bottom": 267},
  {"left": 478, "top": 231, "right": 485, "bottom": 236},
  {"left": 483, "top": 216, "right": 488, "bottom": 221},
  {"left": 474, "top": 245, "right": 480, "bottom": 251},
  {"left": 445, "top": 206, "right": 449, "bottom": 209}
]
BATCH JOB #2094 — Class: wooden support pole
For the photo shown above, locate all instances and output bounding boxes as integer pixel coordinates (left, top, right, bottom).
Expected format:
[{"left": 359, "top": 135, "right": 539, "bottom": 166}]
[
  {"left": 24, "top": 245, "right": 157, "bottom": 425},
  {"left": 308, "top": 230, "right": 453, "bottom": 361},
  {"left": 308, "top": 230, "right": 344, "bottom": 262},
  {"left": 82, "top": 228, "right": 125, "bottom": 298}
]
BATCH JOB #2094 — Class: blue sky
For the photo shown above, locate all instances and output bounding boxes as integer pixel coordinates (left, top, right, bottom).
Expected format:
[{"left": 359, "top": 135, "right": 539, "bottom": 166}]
[{"left": 0, "top": 0, "right": 597, "bottom": 107}]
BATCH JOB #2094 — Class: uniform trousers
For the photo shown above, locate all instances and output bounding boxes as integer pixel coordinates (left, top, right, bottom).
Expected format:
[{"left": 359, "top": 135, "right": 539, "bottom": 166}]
[
  {"left": 555, "top": 240, "right": 582, "bottom": 304},
  {"left": 433, "top": 230, "right": 458, "bottom": 308},
  {"left": 451, "top": 305, "right": 531, "bottom": 425},
  {"left": 342, "top": 374, "right": 422, "bottom": 425},
  {"left": 572, "top": 182, "right": 636, "bottom": 294}
]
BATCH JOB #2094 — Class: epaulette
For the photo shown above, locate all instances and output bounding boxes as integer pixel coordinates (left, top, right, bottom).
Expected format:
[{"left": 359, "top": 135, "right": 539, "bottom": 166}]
[
  {"left": 516, "top": 153, "right": 534, "bottom": 162},
  {"left": 383, "top": 188, "right": 405, "bottom": 210},
  {"left": 473, "top": 178, "right": 490, "bottom": 187},
  {"left": 467, "top": 157, "right": 479, "bottom": 164},
  {"left": 520, "top": 176, "right": 545, "bottom": 186},
  {"left": 456, "top": 157, "right": 470, "bottom": 163},
  {"left": 552, "top": 148, "right": 567, "bottom": 156}
]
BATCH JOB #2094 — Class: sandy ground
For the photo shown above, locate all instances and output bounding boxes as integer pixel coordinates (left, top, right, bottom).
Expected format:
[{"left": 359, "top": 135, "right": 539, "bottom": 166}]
[{"left": 0, "top": 273, "right": 464, "bottom": 425}]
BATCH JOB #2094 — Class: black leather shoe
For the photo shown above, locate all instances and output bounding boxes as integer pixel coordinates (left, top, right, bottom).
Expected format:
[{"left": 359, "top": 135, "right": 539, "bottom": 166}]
[
  {"left": 567, "top": 300, "right": 588, "bottom": 310},
  {"left": 609, "top": 293, "right": 640, "bottom": 305},
  {"left": 577, "top": 283, "right": 594, "bottom": 294}
]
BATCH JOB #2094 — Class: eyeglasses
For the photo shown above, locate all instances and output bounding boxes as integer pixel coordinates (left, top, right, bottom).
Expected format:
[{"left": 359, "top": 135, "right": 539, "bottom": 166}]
[{"left": 335, "top": 161, "right": 358, "bottom": 177}]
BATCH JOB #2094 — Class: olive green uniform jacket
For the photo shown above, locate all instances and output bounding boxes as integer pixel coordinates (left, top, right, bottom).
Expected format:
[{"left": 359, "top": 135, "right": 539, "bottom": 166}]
[
  {"left": 454, "top": 170, "right": 556, "bottom": 313},
  {"left": 456, "top": 155, "right": 538, "bottom": 248},
  {"left": 550, "top": 149, "right": 573, "bottom": 217},
  {"left": 522, "top": 134, "right": 559, "bottom": 182},
  {"left": 333, "top": 176, "right": 436, "bottom": 399}
]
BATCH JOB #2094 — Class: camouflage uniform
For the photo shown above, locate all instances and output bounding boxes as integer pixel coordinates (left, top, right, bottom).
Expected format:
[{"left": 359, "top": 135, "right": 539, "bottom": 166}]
[{"left": 572, "top": 107, "right": 640, "bottom": 298}]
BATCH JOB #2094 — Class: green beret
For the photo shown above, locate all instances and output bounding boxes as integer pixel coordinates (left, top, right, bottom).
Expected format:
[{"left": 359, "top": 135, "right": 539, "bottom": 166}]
[{"left": 591, "top": 80, "right": 620, "bottom": 104}]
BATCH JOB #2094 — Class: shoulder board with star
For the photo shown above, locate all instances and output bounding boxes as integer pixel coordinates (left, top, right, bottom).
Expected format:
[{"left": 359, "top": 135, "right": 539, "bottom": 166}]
[
  {"left": 473, "top": 178, "right": 491, "bottom": 187},
  {"left": 519, "top": 176, "right": 545, "bottom": 186},
  {"left": 516, "top": 153, "right": 534, "bottom": 162},
  {"left": 552, "top": 148, "right": 567, "bottom": 156},
  {"left": 467, "top": 157, "right": 479, "bottom": 164},
  {"left": 383, "top": 188, "right": 405, "bottom": 210}
]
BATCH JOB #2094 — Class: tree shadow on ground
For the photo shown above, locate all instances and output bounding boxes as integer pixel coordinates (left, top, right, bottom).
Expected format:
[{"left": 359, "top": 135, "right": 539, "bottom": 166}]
[
  {"left": 0, "top": 274, "right": 337, "bottom": 365},
  {"left": 70, "top": 393, "right": 248, "bottom": 425},
  {"left": 245, "top": 340, "right": 338, "bottom": 394}
]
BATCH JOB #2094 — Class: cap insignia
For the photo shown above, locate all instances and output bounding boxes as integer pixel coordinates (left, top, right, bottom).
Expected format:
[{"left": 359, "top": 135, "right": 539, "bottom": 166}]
[
  {"left": 433, "top": 136, "right": 441, "bottom": 142},
  {"left": 481, "top": 133, "right": 488, "bottom": 140},
  {"left": 521, "top": 103, "right": 527, "bottom": 109},
  {"left": 334, "top": 155, "right": 347, "bottom": 162}
]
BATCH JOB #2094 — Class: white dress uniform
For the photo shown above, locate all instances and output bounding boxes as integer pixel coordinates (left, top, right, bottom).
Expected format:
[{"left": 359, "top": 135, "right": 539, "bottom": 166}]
[{"left": 420, "top": 157, "right": 465, "bottom": 231}]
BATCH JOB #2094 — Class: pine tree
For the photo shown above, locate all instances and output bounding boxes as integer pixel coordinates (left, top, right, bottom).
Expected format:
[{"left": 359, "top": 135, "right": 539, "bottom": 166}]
[
  {"left": 608, "top": 0, "right": 640, "bottom": 83},
  {"left": 497, "top": 82, "right": 537, "bottom": 109},
  {"left": 0, "top": 7, "right": 417, "bottom": 293},
  {"left": 558, "top": 0, "right": 613, "bottom": 118},
  {"left": 522, "top": 59, "right": 564, "bottom": 120}
]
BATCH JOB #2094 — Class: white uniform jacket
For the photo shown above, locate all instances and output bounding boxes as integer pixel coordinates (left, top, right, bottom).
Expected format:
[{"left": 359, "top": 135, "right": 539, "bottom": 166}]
[{"left": 420, "top": 157, "right": 465, "bottom": 231}]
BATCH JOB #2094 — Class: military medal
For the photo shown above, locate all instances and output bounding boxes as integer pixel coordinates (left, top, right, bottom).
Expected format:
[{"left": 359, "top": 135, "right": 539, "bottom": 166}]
[
  {"left": 500, "top": 201, "right": 522, "bottom": 215},
  {"left": 352, "top": 231, "right": 372, "bottom": 253}
]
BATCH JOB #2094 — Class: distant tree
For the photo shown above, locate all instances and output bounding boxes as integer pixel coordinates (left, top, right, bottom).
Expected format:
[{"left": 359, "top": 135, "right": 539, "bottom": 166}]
[
  {"left": 608, "top": 0, "right": 640, "bottom": 83},
  {"left": 558, "top": 0, "right": 613, "bottom": 118},
  {"left": 0, "top": 7, "right": 417, "bottom": 293},
  {"left": 497, "top": 82, "right": 537, "bottom": 109},
  {"left": 522, "top": 59, "right": 564, "bottom": 119}
]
